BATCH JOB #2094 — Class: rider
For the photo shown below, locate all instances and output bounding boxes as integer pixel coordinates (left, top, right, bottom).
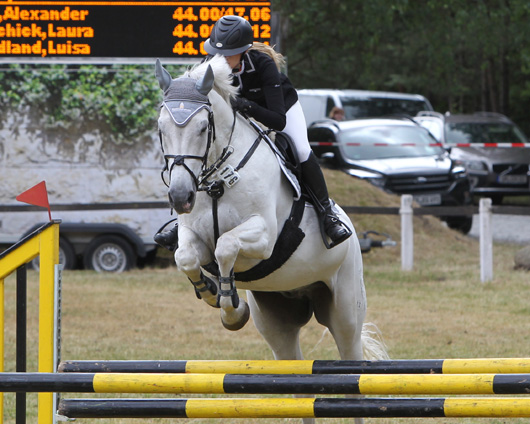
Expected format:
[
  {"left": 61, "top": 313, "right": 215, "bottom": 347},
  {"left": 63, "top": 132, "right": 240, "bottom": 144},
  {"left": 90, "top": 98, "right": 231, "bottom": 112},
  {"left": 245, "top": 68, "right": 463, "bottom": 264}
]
[{"left": 154, "top": 15, "right": 351, "bottom": 250}]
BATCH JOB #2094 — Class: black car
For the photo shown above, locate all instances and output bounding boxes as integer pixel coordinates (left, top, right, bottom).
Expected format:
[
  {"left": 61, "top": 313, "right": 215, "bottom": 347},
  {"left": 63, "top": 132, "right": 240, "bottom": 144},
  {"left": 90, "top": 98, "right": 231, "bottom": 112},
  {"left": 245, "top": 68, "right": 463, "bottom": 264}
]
[
  {"left": 308, "top": 117, "right": 473, "bottom": 233},
  {"left": 415, "top": 111, "right": 530, "bottom": 204}
]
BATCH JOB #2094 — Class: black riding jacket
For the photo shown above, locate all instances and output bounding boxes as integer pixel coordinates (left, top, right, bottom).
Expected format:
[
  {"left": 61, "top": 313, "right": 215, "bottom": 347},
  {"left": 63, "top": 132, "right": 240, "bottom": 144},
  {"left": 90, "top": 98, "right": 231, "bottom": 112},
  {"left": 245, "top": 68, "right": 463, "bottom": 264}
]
[{"left": 232, "top": 49, "right": 298, "bottom": 131}]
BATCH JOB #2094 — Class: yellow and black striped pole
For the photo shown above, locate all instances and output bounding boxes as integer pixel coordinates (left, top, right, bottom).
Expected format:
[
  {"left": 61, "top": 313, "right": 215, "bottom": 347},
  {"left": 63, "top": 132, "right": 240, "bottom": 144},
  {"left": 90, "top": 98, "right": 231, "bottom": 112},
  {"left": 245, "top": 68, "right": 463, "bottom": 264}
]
[
  {"left": 57, "top": 397, "right": 530, "bottom": 419},
  {"left": 2, "top": 372, "right": 530, "bottom": 395},
  {"left": 59, "top": 358, "right": 530, "bottom": 375}
]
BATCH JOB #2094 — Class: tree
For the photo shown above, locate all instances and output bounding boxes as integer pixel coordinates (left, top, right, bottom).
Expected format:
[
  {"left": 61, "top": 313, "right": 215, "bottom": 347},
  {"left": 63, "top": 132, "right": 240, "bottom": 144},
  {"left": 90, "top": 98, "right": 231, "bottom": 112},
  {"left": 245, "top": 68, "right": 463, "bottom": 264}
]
[{"left": 272, "top": 0, "right": 530, "bottom": 132}]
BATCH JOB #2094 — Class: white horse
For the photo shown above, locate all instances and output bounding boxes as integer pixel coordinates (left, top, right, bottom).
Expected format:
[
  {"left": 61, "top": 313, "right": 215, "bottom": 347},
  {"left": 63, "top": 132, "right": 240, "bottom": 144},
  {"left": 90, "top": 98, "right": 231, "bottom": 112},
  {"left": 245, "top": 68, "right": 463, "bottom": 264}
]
[{"left": 155, "top": 56, "right": 387, "bottom": 422}]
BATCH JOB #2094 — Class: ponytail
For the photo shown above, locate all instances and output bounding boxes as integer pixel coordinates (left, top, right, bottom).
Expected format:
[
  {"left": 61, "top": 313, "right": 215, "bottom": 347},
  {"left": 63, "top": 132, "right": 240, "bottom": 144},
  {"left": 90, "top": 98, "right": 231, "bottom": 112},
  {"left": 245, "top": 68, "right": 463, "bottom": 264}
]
[{"left": 249, "top": 42, "right": 286, "bottom": 72}]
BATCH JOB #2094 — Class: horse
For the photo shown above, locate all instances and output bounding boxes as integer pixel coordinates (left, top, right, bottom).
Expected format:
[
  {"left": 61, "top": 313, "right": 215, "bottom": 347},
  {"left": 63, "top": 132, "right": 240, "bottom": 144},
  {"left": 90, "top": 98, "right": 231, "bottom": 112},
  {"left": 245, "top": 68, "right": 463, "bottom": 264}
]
[{"left": 155, "top": 55, "right": 387, "bottom": 423}]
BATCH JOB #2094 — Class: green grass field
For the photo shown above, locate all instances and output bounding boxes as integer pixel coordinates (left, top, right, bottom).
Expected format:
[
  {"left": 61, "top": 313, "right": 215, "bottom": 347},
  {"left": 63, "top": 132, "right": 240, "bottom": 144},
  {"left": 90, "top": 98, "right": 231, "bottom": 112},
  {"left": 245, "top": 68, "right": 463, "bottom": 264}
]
[{"left": 3, "top": 170, "right": 530, "bottom": 423}]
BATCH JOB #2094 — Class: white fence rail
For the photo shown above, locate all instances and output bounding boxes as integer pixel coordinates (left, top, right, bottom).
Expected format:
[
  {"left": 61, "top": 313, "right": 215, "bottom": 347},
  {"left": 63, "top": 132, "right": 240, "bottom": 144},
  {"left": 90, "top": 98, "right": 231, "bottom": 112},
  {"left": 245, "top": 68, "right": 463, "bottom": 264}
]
[{"left": 343, "top": 198, "right": 530, "bottom": 283}]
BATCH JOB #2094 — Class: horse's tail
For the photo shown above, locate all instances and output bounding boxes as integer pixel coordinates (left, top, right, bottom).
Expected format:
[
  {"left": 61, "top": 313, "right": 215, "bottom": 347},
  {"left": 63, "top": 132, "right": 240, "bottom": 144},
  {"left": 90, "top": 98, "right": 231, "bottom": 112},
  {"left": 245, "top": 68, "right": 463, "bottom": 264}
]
[{"left": 361, "top": 322, "right": 390, "bottom": 360}]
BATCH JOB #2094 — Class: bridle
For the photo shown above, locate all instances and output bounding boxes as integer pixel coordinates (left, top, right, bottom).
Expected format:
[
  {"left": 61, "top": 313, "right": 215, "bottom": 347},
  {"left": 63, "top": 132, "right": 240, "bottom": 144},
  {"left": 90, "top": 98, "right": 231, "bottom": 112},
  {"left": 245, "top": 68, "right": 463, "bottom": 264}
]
[
  {"left": 159, "top": 98, "right": 236, "bottom": 198},
  {"left": 158, "top": 94, "right": 268, "bottom": 242}
]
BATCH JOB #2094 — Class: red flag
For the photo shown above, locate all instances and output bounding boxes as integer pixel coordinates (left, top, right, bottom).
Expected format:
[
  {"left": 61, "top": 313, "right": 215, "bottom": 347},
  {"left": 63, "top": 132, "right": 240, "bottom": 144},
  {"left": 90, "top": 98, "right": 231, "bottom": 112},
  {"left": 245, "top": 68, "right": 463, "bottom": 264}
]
[{"left": 16, "top": 181, "right": 52, "bottom": 221}]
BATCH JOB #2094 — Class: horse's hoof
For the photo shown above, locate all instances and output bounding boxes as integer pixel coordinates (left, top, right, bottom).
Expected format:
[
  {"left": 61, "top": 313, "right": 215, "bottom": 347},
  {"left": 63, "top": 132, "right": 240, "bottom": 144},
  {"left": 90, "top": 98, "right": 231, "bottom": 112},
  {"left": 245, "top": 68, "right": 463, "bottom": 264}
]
[{"left": 220, "top": 300, "right": 250, "bottom": 331}]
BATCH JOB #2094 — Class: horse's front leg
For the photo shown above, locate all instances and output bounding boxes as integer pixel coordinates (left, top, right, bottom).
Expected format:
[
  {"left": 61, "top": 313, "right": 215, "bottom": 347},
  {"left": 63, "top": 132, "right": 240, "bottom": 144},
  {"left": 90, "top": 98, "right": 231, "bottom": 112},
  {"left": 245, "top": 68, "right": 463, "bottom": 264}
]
[
  {"left": 174, "top": 225, "right": 218, "bottom": 308},
  {"left": 215, "top": 215, "right": 271, "bottom": 331}
]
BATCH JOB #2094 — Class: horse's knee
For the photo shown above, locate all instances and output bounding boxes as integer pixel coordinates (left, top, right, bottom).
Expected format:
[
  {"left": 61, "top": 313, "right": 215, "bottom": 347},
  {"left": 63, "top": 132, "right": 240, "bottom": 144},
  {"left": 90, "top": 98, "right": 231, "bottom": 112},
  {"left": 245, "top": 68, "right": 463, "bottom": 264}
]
[
  {"left": 174, "top": 246, "right": 201, "bottom": 274},
  {"left": 214, "top": 235, "right": 240, "bottom": 268}
]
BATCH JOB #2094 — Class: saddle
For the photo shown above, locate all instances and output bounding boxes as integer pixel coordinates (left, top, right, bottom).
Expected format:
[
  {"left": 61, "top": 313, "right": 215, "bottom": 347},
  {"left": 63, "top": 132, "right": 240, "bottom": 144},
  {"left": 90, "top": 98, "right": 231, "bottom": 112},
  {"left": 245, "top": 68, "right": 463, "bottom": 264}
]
[{"left": 273, "top": 131, "right": 302, "bottom": 181}]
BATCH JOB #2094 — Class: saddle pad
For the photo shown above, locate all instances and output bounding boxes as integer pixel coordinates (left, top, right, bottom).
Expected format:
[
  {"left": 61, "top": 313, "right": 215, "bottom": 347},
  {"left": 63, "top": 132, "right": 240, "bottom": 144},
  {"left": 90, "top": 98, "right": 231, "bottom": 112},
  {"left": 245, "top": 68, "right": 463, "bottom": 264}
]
[{"left": 260, "top": 129, "right": 301, "bottom": 200}]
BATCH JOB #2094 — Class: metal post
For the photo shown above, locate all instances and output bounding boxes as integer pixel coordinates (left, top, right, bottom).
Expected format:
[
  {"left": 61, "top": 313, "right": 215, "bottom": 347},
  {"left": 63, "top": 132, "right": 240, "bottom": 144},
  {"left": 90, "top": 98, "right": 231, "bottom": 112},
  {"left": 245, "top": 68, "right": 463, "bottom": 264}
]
[
  {"left": 479, "top": 198, "right": 493, "bottom": 282},
  {"left": 38, "top": 223, "right": 60, "bottom": 424},
  {"left": 16, "top": 265, "right": 27, "bottom": 424},
  {"left": 0, "top": 277, "right": 4, "bottom": 424},
  {"left": 400, "top": 195, "right": 414, "bottom": 271}
]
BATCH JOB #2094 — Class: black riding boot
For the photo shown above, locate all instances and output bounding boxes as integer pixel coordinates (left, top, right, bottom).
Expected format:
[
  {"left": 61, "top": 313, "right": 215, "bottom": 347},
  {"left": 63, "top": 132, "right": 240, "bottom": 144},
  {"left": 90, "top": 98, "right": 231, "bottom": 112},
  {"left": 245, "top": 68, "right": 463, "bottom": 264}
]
[
  {"left": 301, "top": 153, "right": 352, "bottom": 248},
  {"left": 154, "top": 219, "right": 179, "bottom": 251}
]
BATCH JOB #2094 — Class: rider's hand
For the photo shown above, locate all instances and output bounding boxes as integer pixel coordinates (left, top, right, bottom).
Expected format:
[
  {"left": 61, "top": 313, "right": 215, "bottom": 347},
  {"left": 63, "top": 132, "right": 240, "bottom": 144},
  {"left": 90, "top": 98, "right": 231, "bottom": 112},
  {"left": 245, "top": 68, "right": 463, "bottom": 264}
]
[{"left": 230, "top": 96, "right": 253, "bottom": 114}]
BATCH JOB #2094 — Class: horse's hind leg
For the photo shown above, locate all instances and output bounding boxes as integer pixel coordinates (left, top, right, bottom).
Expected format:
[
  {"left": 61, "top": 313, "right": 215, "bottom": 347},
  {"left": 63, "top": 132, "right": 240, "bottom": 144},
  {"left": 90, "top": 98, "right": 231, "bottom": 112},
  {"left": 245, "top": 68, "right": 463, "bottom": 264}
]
[
  {"left": 313, "top": 247, "right": 367, "bottom": 360},
  {"left": 247, "top": 291, "right": 317, "bottom": 424},
  {"left": 247, "top": 291, "right": 313, "bottom": 359},
  {"left": 312, "top": 248, "right": 367, "bottom": 424},
  {"left": 248, "top": 291, "right": 319, "bottom": 424}
]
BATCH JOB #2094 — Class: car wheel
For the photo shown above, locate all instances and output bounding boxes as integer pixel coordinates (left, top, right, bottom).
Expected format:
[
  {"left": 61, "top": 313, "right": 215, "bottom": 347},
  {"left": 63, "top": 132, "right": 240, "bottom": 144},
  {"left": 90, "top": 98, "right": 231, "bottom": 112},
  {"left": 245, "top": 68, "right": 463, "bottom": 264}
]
[
  {"left": 446, "top": 216, "right": 473, "bottom": 235},
  {"left": 83, "top": 235, "right": 136, "bottom": 273},
  {"left": 29, "top": 237, "right": 77, "bottom": 271}
]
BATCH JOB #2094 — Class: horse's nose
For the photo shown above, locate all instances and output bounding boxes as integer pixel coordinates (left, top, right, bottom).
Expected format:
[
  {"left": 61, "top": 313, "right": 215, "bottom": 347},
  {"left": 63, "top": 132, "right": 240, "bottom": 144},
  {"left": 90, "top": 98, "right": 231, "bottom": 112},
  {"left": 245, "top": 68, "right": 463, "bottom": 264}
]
[{"left": 168, "top": 188, "right": 196, "bottom": 214}]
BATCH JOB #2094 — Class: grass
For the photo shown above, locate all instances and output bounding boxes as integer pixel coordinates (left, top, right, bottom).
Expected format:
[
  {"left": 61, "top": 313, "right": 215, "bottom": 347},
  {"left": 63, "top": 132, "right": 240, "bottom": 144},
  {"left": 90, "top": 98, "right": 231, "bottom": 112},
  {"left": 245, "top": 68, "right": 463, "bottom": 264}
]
[{"left": 3, "top": 169, "right": 530, "bottom": 423}]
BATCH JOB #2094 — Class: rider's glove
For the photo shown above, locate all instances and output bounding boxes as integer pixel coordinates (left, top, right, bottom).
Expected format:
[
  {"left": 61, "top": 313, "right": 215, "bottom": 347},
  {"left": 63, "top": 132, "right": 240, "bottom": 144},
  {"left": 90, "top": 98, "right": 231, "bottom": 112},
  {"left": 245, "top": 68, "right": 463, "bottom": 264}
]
[{"left": 230, "top": 96, "right": 253, "bottom": 114}]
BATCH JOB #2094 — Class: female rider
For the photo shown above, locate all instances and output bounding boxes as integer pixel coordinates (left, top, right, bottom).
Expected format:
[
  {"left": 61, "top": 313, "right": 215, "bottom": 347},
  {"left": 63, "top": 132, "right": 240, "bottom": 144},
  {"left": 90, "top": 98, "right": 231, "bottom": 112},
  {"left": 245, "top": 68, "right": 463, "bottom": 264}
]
[{"left": 154, "top": 15, "right": 351, "bottom": 250}]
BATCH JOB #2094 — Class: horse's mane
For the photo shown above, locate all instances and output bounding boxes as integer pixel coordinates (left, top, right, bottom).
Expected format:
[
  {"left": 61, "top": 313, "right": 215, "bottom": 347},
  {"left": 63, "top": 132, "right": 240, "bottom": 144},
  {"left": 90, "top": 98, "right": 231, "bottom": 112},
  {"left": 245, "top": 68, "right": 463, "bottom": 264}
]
[{"left": 184, "top": 55, "right": 238, "bottom": 103}]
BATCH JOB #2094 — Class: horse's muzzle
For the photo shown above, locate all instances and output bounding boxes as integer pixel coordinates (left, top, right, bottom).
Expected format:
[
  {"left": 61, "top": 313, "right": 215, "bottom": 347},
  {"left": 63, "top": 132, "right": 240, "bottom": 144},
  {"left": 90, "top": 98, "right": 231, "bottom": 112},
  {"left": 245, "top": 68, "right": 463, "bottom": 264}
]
[{"left": 168, "top": 188, "right": 196, "bottom": 214}]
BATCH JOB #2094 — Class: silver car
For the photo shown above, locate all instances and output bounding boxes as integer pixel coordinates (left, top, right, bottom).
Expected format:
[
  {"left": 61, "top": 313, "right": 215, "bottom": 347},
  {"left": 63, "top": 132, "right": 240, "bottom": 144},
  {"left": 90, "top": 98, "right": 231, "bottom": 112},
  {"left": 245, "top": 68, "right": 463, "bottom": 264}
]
[
  {"left": 415, "top": 111, "right": 530, "bottom": 204},
  {"left": 308, "top": 117, "right": 473, "bottom": 233}
]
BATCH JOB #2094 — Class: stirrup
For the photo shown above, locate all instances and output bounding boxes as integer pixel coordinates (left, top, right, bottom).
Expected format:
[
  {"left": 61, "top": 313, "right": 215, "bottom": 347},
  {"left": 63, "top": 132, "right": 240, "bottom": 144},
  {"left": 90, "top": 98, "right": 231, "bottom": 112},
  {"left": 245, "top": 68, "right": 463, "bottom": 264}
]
[
  {"left": 319, "top": 214, "right": 352, "bottom": 249},
  {"left": 324, "top": 214, "right": 352, "bottom": 248}
]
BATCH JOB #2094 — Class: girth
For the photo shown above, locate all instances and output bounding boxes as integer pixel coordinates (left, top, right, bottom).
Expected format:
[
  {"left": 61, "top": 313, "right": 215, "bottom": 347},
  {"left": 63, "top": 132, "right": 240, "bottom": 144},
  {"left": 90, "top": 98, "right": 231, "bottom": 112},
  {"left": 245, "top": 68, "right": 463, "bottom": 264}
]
[{"left": 203, "top": 197, "right": 306, "bottom": 282}]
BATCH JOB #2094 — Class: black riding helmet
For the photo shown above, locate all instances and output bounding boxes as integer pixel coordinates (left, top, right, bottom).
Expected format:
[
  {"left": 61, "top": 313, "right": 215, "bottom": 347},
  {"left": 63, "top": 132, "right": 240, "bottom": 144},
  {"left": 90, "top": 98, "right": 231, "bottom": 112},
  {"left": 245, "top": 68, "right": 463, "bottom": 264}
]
[{"left": 204, "top": 15, "right": 253, "bottom": 56}]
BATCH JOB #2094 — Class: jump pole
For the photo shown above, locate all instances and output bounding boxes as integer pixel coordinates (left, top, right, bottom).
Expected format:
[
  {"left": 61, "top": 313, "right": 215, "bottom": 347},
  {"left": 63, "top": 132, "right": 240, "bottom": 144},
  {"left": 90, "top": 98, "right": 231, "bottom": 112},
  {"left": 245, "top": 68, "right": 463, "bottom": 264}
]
[
  {"left": 58, "top": 397, "right": 530, "bottom": 419},
  {"left": 59, "top": 358, "right": 530, "bottom": 374},
  {"left": 3, "top": 372, "right": 530, "bottom": 395}
]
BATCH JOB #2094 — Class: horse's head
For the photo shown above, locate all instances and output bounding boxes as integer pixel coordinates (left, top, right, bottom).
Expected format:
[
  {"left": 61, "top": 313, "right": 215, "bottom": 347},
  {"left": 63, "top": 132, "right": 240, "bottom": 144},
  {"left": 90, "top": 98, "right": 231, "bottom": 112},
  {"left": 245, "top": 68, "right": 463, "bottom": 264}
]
[{"left": 156, "top": 57, "right": 236, "bottom": 214}]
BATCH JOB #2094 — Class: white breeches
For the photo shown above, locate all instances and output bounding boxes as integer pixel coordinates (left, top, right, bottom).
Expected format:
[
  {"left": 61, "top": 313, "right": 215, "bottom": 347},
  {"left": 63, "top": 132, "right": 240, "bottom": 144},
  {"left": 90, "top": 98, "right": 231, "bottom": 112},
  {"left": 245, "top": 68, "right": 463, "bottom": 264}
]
[{"left": 283, "top": 101, "right": 312, "bottom": 163}]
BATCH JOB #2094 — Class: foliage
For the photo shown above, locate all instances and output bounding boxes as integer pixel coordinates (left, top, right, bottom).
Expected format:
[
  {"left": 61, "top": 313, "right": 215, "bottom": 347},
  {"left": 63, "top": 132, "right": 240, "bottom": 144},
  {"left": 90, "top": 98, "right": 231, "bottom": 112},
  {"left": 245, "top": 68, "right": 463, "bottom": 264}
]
[
  {"left": 0, "top": 63, "right": 185, "bottom": 145},
  {"left": 272, "top": 0, "right": 530, "bottom": 133},
  {"left": 3, "top": 1, "right": 530, "bottom": 138}
]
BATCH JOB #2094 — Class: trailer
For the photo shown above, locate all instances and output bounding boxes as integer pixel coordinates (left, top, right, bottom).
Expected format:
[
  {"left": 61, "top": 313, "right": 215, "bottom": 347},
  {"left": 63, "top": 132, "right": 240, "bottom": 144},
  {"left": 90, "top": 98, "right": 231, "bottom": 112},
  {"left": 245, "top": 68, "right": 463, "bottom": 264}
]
[{"left": 0, "top": 110, "right": 173, "bottom": 272}]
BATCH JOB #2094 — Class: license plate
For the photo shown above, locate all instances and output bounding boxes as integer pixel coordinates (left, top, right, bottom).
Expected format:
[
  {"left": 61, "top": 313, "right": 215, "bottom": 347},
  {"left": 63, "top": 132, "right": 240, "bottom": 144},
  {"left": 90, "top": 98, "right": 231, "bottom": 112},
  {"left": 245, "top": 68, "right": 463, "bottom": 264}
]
[
  {"left": 498, "top": 174, "right": 527, "bottom": 184},
  {"left": 413, "top": 193, "right": 442, "bottom": 206}
]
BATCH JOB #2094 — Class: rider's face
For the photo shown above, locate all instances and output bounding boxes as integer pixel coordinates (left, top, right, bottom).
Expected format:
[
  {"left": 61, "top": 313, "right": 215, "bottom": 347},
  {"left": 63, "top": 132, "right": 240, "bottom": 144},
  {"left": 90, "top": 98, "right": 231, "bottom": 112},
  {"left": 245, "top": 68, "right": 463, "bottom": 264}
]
[{"left": 225, "top": 53, "right": 242, "bottom": 71}]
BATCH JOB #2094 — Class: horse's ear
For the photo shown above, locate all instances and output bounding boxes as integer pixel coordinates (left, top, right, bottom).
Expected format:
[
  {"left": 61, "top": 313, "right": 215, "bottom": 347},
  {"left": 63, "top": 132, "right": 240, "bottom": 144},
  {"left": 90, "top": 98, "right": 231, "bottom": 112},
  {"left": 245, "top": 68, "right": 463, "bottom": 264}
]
[
  {"left": 196, "top": 65, "right": 214, "bottom": 96},
  {"left": 155, "top": 58, "right": 172, "bottom": 91}
]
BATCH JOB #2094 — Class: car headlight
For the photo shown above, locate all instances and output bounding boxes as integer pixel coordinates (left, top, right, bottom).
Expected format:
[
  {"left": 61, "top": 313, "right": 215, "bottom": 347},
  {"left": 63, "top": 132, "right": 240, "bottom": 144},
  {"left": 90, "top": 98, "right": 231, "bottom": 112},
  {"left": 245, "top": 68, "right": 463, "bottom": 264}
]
[
  {"left": 457, "top": 160, "right": 487, "bottom": 171},
  {"left": 451, "top": 165, "right": 467, "bottom": 178},
  {"left": 366, "top": 177, "right": 386, "bottom": 188}
]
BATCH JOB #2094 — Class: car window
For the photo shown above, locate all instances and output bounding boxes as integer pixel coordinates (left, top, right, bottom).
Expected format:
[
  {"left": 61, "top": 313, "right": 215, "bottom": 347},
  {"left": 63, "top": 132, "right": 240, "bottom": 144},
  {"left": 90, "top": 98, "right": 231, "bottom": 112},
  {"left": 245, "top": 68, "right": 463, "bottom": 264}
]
[
  {"left": 325, "top": 96, "right": 335, "bottom": 116},
  {"left": 446, "top": 122, "right": 528, "bottom": 144},
  {"left": 308, "top": 127, "right": 336, "bottom": 143},
  {"left": 339, "top": 97, "right": 430, "bottom": 120},
  {"left": 416, "top": 119, "right": 444, "bottom": 142},
  {"left": 337, "top": 125, "right": 444, "bottom": 160}
]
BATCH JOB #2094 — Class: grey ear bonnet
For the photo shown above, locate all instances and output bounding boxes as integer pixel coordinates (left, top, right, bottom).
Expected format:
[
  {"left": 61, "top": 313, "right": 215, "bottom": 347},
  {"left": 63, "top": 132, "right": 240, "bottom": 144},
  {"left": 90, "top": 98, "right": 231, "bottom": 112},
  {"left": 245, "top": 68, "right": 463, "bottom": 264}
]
[{"left": 156, "top": 61, "right": 215, "bottom": 127}]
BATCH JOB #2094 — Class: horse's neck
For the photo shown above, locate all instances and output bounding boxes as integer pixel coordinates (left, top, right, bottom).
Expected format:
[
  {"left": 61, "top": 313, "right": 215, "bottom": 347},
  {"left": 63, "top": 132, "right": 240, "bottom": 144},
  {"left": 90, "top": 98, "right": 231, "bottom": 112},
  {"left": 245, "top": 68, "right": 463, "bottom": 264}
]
[
  {"left": 200, "top": 92, "right": 292, "bottom": 240},
  {"left": 208, "top": 95, "right": 262, "bottom": 166}
]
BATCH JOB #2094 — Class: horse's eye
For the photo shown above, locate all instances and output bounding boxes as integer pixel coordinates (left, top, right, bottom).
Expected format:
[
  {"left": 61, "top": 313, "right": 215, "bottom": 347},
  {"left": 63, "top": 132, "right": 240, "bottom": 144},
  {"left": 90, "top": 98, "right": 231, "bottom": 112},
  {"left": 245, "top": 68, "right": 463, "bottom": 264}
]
[{"left": 199, "top": 120, "right": 208, "bottom": 134}]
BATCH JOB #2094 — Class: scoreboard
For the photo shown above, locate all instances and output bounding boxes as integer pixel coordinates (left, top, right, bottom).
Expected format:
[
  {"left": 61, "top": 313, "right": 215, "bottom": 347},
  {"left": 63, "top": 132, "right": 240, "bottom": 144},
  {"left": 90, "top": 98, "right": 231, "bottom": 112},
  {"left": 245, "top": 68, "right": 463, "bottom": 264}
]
[{"left": 0, "top": 1, "right": 272, "bottom": 61}]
